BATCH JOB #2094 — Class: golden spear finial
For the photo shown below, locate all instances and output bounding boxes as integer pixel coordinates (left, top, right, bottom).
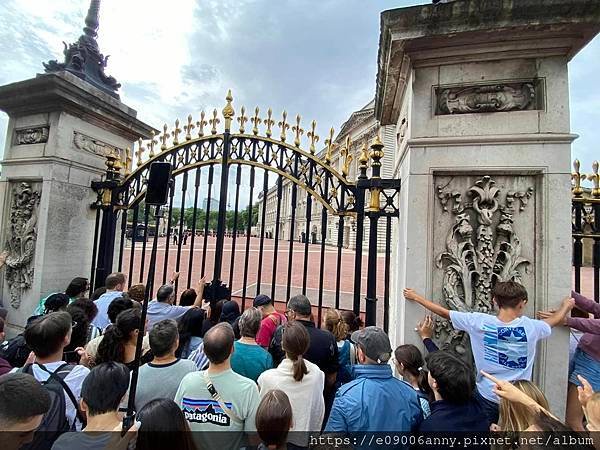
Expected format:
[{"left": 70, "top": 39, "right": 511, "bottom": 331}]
[
  {"left": 184, "top": 114, "right": 195, "bottom": 141},
  {"left": 135, "top": 138, "right": 145, "bottom": 166},
  {"left": 265, "top": 108, "right": 274, "bottom": 138},
  {"left": 572, "top": 159, "right": 585, "bottom": 197},
  {"left": 124, "top": 147, "right": 132, "bottom": 176},
  {"left": 324, "top": 127, "right": 337, "bottom": 164},
  {"left": 196, "top": 111, "right": 208, "bottom": 138},
  {"left": 590, "top": 161, "right": 600, "bottom": 198},
  {"left": 172, "top": 119, "right": 181, "bottom": 146},
  {"left": 237, "top": 106, "right": 248, "bottom": 134},
  {"left": 340, "top": 135, "right": 353, "bottom": 178},
  {"left": 148, "top": 131, "right": 157, "bottom": 158},
  {"left": 222, "top": 89, "right": 235, "bottom": 130},
  {"left": 209, "top": 109, "right": 220, "bottom": 135},
  {"left": 292, "top": 115, "right": 304, "bottom": 148},
  {"left": 251, "top": 107, "right": 261, "bottom": 136},
  {"left": 307, "top": 120, "right": 319, "bottom": 154},
  {"left": 278, "top": 111, "right": 290, "bottom": 142},
  {"left": 160, "top": 124, "right": 170, "bottom": 151}
]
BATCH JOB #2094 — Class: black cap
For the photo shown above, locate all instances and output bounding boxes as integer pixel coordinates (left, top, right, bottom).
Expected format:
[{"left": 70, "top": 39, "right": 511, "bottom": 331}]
[
  {"left": 253, "top": 294, "right": 272, "bottom": 307},
  {"left": 351, "top": 326, "right": 392, "bottom": 364}
]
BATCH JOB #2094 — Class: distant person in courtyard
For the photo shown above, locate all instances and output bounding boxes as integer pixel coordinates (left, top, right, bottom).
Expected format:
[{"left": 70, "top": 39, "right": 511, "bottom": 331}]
[
  {"left": 404, "top": 281, "right": 575, "bottom": 425},
  {"left": 325, "top": 326, "right": 422, "bottom": 448},
  {"left": 254, "top": 294, "right": 286, "bottom": 348},
  {"left": 135, "top": 319, "right": 196, "bottom": 410},
  {"left": 92, "top": 272, "right": 127, "bottom": 329},
  {"left": 231, "top": 307, "right": 273, "bottom": 382}
]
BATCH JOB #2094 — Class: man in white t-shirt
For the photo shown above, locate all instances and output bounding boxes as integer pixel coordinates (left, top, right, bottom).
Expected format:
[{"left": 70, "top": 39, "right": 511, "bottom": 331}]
[
  {"left": 404, "top": 281, "right": 574, "bottom": 425},
  {"left": 92, "top": 272, "right": 127, "bottom": 329},
  {"left": 175, "top": 322, "right": 260, "bottom": 450},
  {"left": 12, "top": 312, "right": 89, "bottom": 430}
]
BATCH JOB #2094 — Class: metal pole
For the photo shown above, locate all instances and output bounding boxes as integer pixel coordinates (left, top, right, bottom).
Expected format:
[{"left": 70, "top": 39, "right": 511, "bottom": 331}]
[
  {"left": 365, "top": 213, "right": 379, "bottom": 326},
  {"left": 123, "top": 205, "right": 162, "bottom": 432}
]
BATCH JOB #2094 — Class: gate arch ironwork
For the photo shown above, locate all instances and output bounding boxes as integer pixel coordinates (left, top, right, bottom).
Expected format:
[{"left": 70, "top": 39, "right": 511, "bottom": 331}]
[{"left": 91, "top": 91, "right": 400, "bottom": 328}]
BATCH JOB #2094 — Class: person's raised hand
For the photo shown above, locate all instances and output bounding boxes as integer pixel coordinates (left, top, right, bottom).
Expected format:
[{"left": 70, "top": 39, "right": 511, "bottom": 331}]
[
  {"left": 577, "top": 375, "right": 595, "bottom": 409},
  {"left": 562, "top": 297, "right": 576, "bottom": 311},
  {"left": 536, "top": 310, "right": 555, "bottom": 320},
  {"left": 416, "top": 315, "right": 435, "bottom": 339},
  {"left": 169, "top": 271, "right": 180, "bottom": 284},
  {"left": 404, "top": 288, "right": 420, "bottom": 302},
  {"left": 0, "top": 250, "right": 9, "bottom": 267},
  {"left": 75, "top": 347, "right": 93, "bottom": 367},
  {"left": 481, "top": 370, "right": 538, "bottom": 407},
  {"left": 25, "top": 351, "right": 35, "bottom": 365}
]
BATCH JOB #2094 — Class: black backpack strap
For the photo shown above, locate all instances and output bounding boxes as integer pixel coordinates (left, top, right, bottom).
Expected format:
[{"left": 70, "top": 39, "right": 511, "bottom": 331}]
[{"left": 36, "top": 363, "right": 87, "bottom": 428}]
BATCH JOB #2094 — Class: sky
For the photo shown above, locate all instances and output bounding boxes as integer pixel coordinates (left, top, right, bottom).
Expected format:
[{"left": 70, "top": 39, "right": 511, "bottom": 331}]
[{"left": 1, "top": 0, "right": 599, "bottom": 202}]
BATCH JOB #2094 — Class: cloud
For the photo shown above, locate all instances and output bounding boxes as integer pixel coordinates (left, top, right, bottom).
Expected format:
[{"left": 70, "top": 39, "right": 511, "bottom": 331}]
[{"left": 0, "top": 0, "right": 598, "bottom": 182}]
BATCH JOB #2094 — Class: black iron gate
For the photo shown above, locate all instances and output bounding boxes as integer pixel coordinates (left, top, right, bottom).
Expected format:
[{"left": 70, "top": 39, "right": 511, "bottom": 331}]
[{"left": 90, "top": 91, "right": 400, "bottom": 329}]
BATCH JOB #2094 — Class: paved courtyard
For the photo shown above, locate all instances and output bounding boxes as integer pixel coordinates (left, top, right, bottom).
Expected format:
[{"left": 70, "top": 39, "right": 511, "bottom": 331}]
[{"left": 123, "top": 236, "right": 387, "bottom": 318}]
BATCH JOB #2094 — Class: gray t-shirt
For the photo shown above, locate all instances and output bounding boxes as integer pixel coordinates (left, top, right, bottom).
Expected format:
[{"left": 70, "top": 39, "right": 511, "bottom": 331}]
[
  {"left": 52, "top": 431, "right": 111, "bottom": 450},
  {"left": 135, "top": 358, "right": 197, "bottom": 411}
]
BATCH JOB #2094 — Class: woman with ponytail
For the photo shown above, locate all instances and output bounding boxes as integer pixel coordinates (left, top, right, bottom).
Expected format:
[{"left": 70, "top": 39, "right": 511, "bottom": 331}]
[
  {"left": 323, "top": 308, "right": 354, "bottom": 386},
  {"left": 258, "top": 321, "right": 324, "bottom": 449},
  {"left": 394, "top": 344, "right": 433, "bottom": 417},
  {"left": 95, "top": 309, "right": 153, "bottom": 370}
]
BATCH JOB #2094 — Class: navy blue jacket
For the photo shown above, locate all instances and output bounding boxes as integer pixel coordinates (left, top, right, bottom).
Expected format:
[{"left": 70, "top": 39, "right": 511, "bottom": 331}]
[
  {"left": 418, "top": 398, "right": 489, "bottom": 432},
  {"left": 325, "top": 364, "right": 422, "bottom": 444}
]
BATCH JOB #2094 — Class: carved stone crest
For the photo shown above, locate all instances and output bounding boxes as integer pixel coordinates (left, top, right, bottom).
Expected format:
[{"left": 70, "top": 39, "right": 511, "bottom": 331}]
[
  {"left": 436, "top": 82, "right": 538, "bottom": 115},
  {"left": 5, "top": 182, "right": 41, "bottom": 309},
  {"left": 73, "top": 131, "right": 122, "bottom": 159},
  {"left": 435, "top": 176, "right": 533, "bottom": 353},
  {"left": 15, "top": 127, "right": 49, "bottom": 145}
]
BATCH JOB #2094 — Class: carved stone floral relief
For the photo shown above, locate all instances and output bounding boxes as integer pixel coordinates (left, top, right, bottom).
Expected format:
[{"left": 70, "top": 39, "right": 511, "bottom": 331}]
[
  {"left": 433, "top": 175, "right": 535, "bottom": 353},
  {"left": 73, "top": 131, "right": 124, "bottom": 160},
  {"left": 4, "top": 182, "right": 41, "bottom": 308}
]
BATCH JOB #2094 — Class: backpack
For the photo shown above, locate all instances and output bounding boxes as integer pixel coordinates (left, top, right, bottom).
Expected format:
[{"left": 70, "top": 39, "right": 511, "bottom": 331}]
[
  {"left": 19, "top": 363, "right": 86, "bottom": 450},
  {"left": 0, "top": 334, "right": 31, "bottom": 368},
  {"left": 268, "top": 324, "right": 285, "bottom": 366}
]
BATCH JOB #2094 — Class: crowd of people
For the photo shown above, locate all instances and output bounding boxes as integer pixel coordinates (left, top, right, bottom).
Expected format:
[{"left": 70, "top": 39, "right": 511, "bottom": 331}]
[{"left": 1, "top": 274, "right": 600, "bottom": 449}]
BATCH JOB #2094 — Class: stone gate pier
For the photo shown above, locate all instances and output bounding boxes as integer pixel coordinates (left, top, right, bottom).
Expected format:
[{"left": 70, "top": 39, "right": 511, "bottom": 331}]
[{"left": 379, "top": 0, "right": 600, "bottom": 416}]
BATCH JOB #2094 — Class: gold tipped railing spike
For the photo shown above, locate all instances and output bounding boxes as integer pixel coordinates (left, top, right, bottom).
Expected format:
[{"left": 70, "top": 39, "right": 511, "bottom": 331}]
[
  {"left": 251, "top": 107, "right": 261, "bottom": 136},
  {"left": 222, "top": 89, "right": 235, "bottom": 130},
  {"left": 292, "top": 114, "right": 304, "bottom": 148},
  {"left": 590, "top": 161, "right": 600, "bottom": 198},
  {"left": 358, "top": 142, "right": 369, "bottom": 168},
  {"left": 111, "top": 148, "right": 123, "bottom": 171},
  {"left": 340, "top": 135, "right": 353, "bottom": 178},
  {"left": 265, "top": 108, "right": 274, "bottom": 138},
  {"left": 184, "top": 115, "right": 195, "bottom": 141},
  {"left": 278, "top": 111, "right": 290, "bottom": 142},
  {"left": 196, "top": 111, "right": 208, "bottom": 138},
  {"left": 135, "top": 138, "right": 145, "bottom": 166},
  {"left": 160, "top": 124, "right": 170, "bottom": 151},
  {"left": 124, "top": 147, "right": 132, "bottom": 176},
  {"left": 572, "top": 159, "right": 585, "bottom": 197},
  {"left": 307, "top": 120, "right": 319, "bottom": 154},
  {"left": 323, "top": 127, "right": 337, "bottom": 164},
  {"left": 237, "top": 106, "right": 248, "bottom": 134},
  {"left": 172, "top": 119, "right": 181, "bottom": 146},
  {"left": 209, "top": 109, "right": 220, "bottom": 135},
  {"left": 148, "top": 131, "right": 158, "bottom": 158}
]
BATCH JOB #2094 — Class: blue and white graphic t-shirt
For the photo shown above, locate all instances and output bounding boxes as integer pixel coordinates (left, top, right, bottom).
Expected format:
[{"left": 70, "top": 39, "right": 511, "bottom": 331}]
[{"left": 449, "top": 311, "right": 552, "bottom": 403}]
